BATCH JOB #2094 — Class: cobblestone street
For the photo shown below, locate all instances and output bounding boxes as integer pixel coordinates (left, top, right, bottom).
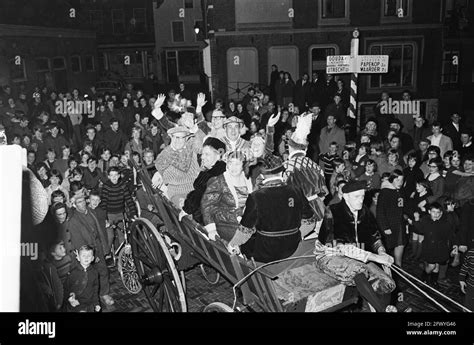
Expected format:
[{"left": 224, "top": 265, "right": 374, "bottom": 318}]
[{"left": 102, "top": 246, "right": 467, "bottom": 313}]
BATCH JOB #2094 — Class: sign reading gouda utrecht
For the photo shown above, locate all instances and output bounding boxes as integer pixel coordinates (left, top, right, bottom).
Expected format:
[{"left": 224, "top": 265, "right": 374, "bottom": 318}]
[{"left": 326, "top": 55, "right": 353, "bottom": 74}]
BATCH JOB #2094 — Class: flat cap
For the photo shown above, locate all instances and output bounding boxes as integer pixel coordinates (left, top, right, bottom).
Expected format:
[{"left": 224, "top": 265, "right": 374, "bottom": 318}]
[{"left": 342, "top": 180, "right": 367, "bottom": 194}]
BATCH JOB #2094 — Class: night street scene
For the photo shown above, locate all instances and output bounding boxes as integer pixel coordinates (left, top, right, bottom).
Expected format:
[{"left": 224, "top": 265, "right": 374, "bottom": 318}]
[{"left": 1, "top": 0, "right": 474, "bottom": 343}]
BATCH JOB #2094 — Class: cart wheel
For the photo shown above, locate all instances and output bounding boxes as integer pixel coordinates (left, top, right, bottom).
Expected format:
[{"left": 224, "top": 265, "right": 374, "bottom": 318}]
[
  {"left": 117, "top": 244, "right": 142, "bottom": 294},
  {"left": 203, "top": 302, "right": 234, "bottom": 312},
  {"left": 199, "top": 264, "right": 220, "bottom": 285},
  {"left": 130, "top": 218, "right": 187, "bottom": 312}
]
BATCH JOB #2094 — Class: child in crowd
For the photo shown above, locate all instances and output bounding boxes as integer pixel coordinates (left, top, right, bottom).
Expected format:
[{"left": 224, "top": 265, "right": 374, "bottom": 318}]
[
  {"left": 100, "top": 167, "right": 138, "bottom": 256},
  {"left": 414, "top": 203, "right": 456, "bottom": 288},
  {"left": 350, "top": 143, "right": 370, "bottom": 178},
  {"left": 357, "top": 159, "right": 381, "bottom": 190},
  {"left": 407, "top": 180, "right": 431, "bottom": 260},
  {"left": 329, "top": 158, "right": 349, "bottom": 196},
  {"left": 98, "top": 147, "right": 111, "bottom": 174},
  {"left": 88, "top": 190, "right": 111, "bottom": 267},
  {"left": 44, "top": 148, "right": 57, "bottom": 171},
  {"left": 45, "top": 169, "right": 69, "bottom": 205},
  {"left": 402, "top": 152, "right": 424, "bottom": 199},
  {"left": 64, "top": 245, "right": 101, "bottom": 312},
  {"left": 383, "top": 149, "right": 403, "bottom": 175},
  {"left": 319, "top": 142, "right": 340, "bottom": 187},
  {"left": 64, "top": 157, "right": 79, "bottom": 180}
]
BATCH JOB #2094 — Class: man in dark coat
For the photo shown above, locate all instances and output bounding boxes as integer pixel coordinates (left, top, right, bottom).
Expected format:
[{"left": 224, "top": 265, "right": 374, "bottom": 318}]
[
  {"left": 443, "top": 113, "right": 463, "bottom": 151},
  {"left": 227, "top": 164, "right": 316, "bottom": 263},
  {"left": 294, "top": 73, "right": 311, "bottom": 111}
]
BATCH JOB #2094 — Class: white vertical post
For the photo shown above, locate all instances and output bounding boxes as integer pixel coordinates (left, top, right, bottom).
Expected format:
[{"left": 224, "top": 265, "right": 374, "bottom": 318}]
[
  {"left": 349, "top": 28, "right": 360, "bottom": 128},
  {"left": 0, "top": 145, "right": 25, "bottom": 312}
]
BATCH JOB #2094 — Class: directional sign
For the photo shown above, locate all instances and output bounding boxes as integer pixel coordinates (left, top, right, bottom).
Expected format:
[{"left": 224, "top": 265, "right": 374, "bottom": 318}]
[
  {"left": 356, "top": 55, "right": 389, "bottom": 73},
  {"left": 326, "top": 55, "right": 354, "bottom": 74}
]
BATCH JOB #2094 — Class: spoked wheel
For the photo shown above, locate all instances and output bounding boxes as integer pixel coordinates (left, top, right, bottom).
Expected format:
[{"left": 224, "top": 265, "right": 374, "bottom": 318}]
[
  {"left": 117, "top": 244, "right": 142, "bottom": 294},
  {"left": 199, "top": 264, "right": 220, "bottom": 285},
  {"left": 203, "top": 302, "right": 234, "bottom": 312},
  {"left": 130, "top": 218, "right": 187, "bottom": 312}
]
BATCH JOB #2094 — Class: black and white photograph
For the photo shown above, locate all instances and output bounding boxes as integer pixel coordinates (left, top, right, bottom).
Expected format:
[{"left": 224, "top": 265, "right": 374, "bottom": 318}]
[{"left": 0, "top": 0, "right": 473, "bottom": 344}]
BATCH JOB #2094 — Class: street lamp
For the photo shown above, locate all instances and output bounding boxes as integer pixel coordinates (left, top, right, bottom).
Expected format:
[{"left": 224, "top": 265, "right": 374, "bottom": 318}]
[{"left": 194, "top": 23, "right": 200, "bottom": 35}]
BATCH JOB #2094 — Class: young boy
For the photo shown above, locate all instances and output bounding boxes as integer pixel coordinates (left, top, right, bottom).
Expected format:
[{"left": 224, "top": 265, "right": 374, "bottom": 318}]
[
  {"left": 41, "top": 241, "right": 72, "bottom": 311},
  {"left": 64, "top": 245, "right": 101, "bottom": 312},
  {"left": 459, "top": 247, "right": 474, "bottom": 310},
  {"left": 357, "top": 159, "right": 381, "bottom": 190},
  {"left": 414, "top": 203, "right": 456, "bottom": 288},
  {"left": 88, "top": 190, "right": 110, "bottom": 266},
  {"left": 44, "top": 148, "right": 57, "bottom": 171},
  {"left": 329, "top": 158, "right": 349, "bottom": 196},
  {"left": 319, "top": 141, "right": 340, "bottom": 187},
  {"left": 100, "top": 166, "right": 137, "bottom": 255},
  {"left": 83, "top": 157, "right": 103, "bottom": 191}
]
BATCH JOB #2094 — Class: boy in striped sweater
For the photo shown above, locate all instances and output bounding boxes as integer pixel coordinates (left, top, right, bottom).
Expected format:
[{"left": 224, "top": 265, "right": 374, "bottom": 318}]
[
  {"left": 459, "top": 247, "right": 474, "bottom": 310},
  {"left": 101, "top": 166, "right": 137, "bottom": 257}
]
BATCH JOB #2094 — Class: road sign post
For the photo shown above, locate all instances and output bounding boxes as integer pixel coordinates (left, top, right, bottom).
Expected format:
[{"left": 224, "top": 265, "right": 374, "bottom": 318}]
[{"left": 326, "top": 28, "right": 389, "bottom": 133}]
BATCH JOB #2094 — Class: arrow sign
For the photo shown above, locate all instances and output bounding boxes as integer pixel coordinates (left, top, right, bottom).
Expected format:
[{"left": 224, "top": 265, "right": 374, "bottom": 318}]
[
  {"left": 326, "top": 55, "right": 354, "bottom": 74},
  {"left": 356, "top": 55, "right": 389, "bottom": 73}
]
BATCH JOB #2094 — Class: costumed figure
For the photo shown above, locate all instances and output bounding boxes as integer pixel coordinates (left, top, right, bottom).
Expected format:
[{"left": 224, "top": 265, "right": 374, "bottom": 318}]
[
  {"left": 150, "top": 93, "right": 206, "bottom": 207},
  {"left": 227, "top": 162, "right": 317, "bottom": 263},
  {"left": 285, "top": 112, "right": 328, "bottom": 229},
  {"left": 221, "top": 116, "right": 251, "bottom": 155}
]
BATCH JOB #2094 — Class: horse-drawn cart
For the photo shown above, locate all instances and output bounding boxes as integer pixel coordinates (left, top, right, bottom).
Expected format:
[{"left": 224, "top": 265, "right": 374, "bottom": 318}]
[{"left": 128, "top": 163, "right": 360, "bottom": 312}]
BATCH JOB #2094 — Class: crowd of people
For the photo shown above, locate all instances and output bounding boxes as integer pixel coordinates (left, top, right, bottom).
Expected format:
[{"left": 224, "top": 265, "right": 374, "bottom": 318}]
[{"left": 1, "top": 65, "right": 474, "bottom": 312}]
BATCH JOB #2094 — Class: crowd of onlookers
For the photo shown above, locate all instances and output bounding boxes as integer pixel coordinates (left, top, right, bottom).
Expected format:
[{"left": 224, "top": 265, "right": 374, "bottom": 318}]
[{"left": 1, "top": 64, "right": 474, "bottom": 311}]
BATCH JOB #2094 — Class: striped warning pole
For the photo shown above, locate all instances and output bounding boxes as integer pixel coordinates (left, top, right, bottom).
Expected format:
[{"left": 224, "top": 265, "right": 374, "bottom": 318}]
[{"left": 349, "top": 29, "right": 359, "bottom": 131}]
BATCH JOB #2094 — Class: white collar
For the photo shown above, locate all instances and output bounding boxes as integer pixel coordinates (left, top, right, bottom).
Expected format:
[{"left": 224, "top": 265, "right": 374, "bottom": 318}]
[{"left": 262, "top": 176, "right": 284, "bottom": 185}]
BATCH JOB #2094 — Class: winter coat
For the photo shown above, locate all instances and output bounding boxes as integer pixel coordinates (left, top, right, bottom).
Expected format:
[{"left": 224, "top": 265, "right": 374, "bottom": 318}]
[{"left": 376, "top": 181, "right": 406, "bottom": 249}]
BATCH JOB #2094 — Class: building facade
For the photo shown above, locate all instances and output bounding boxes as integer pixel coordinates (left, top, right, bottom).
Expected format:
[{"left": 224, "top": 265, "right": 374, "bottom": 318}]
[
  {"left": 75, "top": 0, "right": 157, "bottom": 84},
  {"left": 0, "top": 24, "right": 97, "bottom": 94},
  {"left": 205, "top": 0, "right": 460, "bottom": 122},
  {"left": 153, "top": 0, "right": 206, "bottom": 85}
]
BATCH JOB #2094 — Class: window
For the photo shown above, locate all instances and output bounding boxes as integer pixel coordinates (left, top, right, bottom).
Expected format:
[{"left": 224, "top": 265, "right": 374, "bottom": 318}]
[
  {"left": 52, "top": 57, "right": 66, "bottom": 70},
  {"left": 309, "top": 45, "right": 338, "bottom": 76},
  {"left": 85, "top": 55, "right": 95, "bottom": 72},
  {"left": 235, "top": 0, "right": 292, "bottom": 29},
  {"left": 184, "top": 0, "right": 193, "bottom": 9},
  {"left": 172, "top": 21, "right": 185, "bottom": 42},
  {"left": 441, "top": 51, "right": 460, "bottom": 84},
  {"left": 89, "top": 10, "right": 103, "bottom": 33},
  {"left": 9, "top": 57, "right": 27, "bottom": 81},
  {"left": 381, "top": 0, "right": 412, "bottom": 23},
  {"left": 319, "top": 0, "right": 349, "bottom": 25},
  {"left": 112, "top": 9, "right": 125, "bottom": 35},
  {"left": 368, "top": 42, "right": 416, "bottom": 89},
  {"left": 132, "top": 8, "right": 146, "bottom": 34},
  {"left": 70, "top": 55, "right": 82, "bottom": 73}
]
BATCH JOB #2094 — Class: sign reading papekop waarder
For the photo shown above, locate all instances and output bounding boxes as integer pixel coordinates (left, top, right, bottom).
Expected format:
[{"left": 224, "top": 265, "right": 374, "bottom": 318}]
[{"left": 356, "top": 55, "right": 389, "bottom": 73}]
